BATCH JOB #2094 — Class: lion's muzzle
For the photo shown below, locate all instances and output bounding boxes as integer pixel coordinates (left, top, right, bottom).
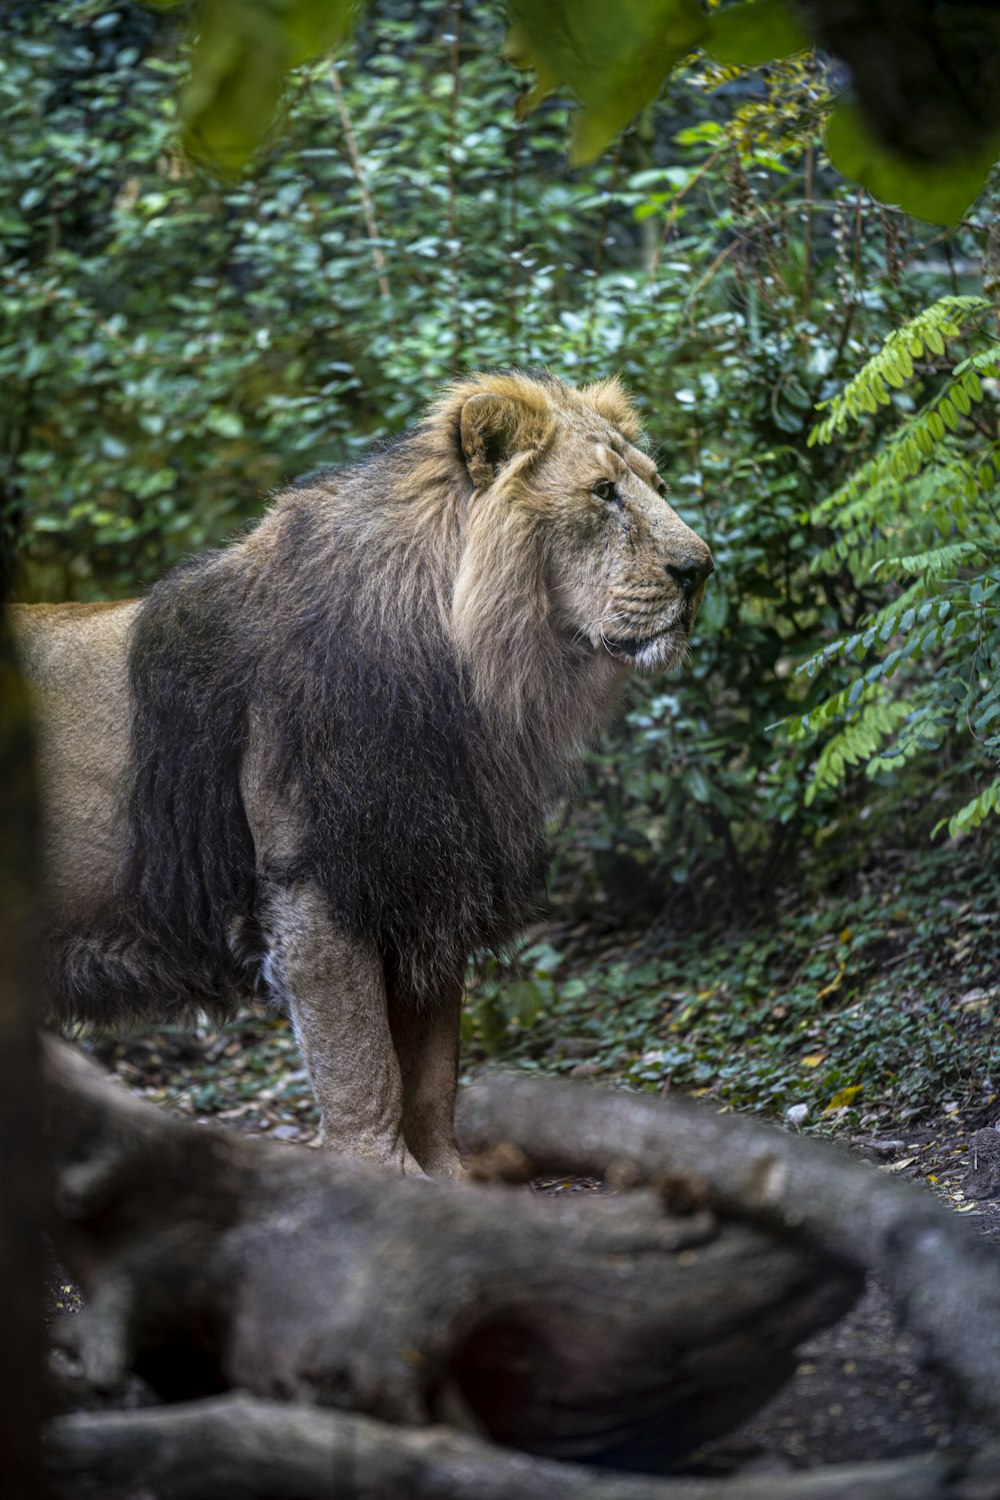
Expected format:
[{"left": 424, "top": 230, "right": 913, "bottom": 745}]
[{"left": 667, "top": 550, "right": 714, "bottom": 596}]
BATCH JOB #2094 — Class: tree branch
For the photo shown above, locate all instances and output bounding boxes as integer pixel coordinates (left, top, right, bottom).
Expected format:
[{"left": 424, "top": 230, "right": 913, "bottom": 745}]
[
  {"left": 458, "top": 1076, "right": 1000, "bottom": 1424},
  {"left": 45, "top": 1396, "right": 1000, "bottom": 1500},
  {"left": 327, "top": 62, "right": 392, "bottom": 303}
]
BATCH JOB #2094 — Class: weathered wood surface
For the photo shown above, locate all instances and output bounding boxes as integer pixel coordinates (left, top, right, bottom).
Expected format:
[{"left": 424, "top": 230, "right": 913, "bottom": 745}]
[
  {"left": 45, "top": 1396, "right": 1000, "bottom": 1500},
  {"left": 43, "top": 1040, "right": 858, "bottom": 1473},
  {"left": 458, "top": 1075, "right": 1000, "bottom": 1426},
  {"left": 42, "top": 1046, "right": 1000, "bottom": 1497}
]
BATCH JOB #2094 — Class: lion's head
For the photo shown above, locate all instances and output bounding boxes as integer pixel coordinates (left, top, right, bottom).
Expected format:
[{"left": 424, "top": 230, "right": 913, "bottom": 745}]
[{"left": 419, "top": 370, "right": 712, "bottom": 723}]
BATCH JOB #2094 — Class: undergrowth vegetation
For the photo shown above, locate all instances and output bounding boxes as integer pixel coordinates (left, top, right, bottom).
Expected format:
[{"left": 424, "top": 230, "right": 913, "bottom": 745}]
[
  {"left": 106, "top": 837, "right": 998, "bottom": 1138},
  {"left": 465, "top": 838, "right": 999, "bottom": 1131}
]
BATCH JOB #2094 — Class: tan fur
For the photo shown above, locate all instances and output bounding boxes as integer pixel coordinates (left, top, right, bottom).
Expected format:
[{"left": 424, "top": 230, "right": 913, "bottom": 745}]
[
  {"left": 14, "top": 600, "right": 139, "bottom": 922},
  {"left": 14, "top": 370, "right": 712, "bottom": 1176}
]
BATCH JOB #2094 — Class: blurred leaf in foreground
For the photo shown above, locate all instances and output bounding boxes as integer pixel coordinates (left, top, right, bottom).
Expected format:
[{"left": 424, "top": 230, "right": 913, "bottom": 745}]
[
  {"left": 826, "top": 100, "right": 1000, "bottom": 228},
  {"left": 179, "top": 0, "right": 358, "bottom": 174},
  {"left": 505, "top": 0, "right": 708, "bottom": 166},
  {"left": 704, "top": 0, "right": 810, "bottom": 68}
]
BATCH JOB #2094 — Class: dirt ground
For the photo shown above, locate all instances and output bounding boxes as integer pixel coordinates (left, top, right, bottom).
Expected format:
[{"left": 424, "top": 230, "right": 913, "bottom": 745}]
[{"left": 701, "top": 1277, "right": 994, "bottom": 1474}]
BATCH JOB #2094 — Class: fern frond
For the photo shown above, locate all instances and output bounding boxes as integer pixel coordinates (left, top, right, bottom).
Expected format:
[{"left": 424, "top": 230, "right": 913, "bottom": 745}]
[
  {"left": 812, "top": 461, "right": 980, "bottom": 572},
  {"left": 805, "top": 693, "right": 914, "bottom": 802},
  {"left": 791, "top": 295, "right": 1000, "bottom": 836},
  {"left": 872, "top": 539, "right": 982, "bottom": 579},
  {"left": 812, "top": 371, "right": 995, "bottom": 518},
  {"left": 810, "top": 296, "right": 992, "bottom": 445},
  {"left": 943, "top": 779, "right": 1000, "bottom": 838},
  {"left": 865, "top": 707, "right": 944, "bottom": 776}
]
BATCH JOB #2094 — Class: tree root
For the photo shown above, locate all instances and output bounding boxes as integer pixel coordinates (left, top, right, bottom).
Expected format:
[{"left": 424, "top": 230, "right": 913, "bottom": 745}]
[
  {"left": 458, "top": 1075, "right": 1000, "bottom": 1424},
  {"left": 45, "top": 1396, "right": 1000, "bottom": 1500}
]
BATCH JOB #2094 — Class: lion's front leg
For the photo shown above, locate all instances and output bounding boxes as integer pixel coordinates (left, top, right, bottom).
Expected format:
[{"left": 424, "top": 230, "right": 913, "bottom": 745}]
[
  {"left": 388, "top": 977, "right": 465, "bottom": 1180},
  {"left": 260, "top": 883, "right": 423, "bottom": 1175}
]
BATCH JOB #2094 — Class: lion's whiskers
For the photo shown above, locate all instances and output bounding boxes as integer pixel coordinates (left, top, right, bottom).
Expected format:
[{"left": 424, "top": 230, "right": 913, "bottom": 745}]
[{"left": 574, "top": 607, "right": 634, "bottom": 649}]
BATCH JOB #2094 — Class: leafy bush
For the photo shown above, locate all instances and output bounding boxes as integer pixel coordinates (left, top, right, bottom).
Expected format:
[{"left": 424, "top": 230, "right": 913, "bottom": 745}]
[
  {"left": 790, "top": 295, "right": 1000, "bottom": 836},
  {"left": 1, "top": 0, "right": 629, "bottom": 594}
]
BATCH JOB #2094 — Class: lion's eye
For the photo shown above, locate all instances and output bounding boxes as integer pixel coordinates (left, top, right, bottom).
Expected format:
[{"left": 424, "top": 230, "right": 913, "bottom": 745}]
[
  {"left": 592, "top": 479, "right": 618, "bottom": 503},
  {"left": 654, "top": 476, "right": 668, "bottom": 497}
]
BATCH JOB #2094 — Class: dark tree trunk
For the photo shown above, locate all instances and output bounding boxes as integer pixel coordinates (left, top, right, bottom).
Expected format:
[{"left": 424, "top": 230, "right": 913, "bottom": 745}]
[{"left": 0, "top": 599, "right": 45, "bottom": 1499}]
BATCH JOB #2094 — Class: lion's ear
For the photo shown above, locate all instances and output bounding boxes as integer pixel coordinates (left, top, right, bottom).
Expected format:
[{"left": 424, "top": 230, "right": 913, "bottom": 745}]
[{"left": 459, "top": 393, "right": 549, "bottom": 490}]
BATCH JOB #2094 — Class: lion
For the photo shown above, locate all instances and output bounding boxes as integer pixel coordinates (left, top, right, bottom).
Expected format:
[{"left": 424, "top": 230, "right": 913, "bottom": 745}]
[{"left": 14, "top": 369, "right": 712, "bottom": 1176}]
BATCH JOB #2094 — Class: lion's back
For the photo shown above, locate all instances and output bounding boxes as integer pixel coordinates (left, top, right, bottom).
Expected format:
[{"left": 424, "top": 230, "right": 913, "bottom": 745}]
[{"left": 12, "top": 599, "right": 139, "bottom": 922}]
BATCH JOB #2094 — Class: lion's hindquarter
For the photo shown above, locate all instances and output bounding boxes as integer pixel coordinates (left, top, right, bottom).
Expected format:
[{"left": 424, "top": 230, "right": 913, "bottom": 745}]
[{"left": 12, "top": 601, "right": 138, "bottom": 924}]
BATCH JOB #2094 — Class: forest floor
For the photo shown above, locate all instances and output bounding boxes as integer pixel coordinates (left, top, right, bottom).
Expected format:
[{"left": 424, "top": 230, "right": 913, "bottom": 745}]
[{"left": 62, "top": 836, "right": 1000, "bottom": 1478}]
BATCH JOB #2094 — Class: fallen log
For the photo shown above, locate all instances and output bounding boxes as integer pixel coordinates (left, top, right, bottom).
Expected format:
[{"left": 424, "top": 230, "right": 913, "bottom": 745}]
[
  {"left": 44, "top": 1045, "right": 1000, "bottom": 1498},
  {"left": 43, "top": 1039, "right": 859, "bottom": 1475}
]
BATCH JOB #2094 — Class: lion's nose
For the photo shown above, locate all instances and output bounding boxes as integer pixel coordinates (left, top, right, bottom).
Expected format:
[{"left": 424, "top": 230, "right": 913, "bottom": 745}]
[{"left": 667, "top": 552, "right": 714, "bottom": 595}]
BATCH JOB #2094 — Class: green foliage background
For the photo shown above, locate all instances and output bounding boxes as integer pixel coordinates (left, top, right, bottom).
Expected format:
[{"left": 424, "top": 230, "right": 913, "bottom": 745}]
[{"left": 2, "top": 0, "right": 998, "bottom": 1120}]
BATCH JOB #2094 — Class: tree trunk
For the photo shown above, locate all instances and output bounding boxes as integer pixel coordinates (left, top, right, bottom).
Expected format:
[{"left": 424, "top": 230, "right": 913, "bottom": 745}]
[{"left": 0, "top": 600, "right": 45, "bottom": 1499}]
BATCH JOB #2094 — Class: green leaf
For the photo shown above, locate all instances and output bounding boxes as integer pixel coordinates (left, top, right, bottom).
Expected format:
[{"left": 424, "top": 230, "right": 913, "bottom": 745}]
[
  {"left": 825, "top": 101, "right": 1000, "bottom": 226},
  {"left": 205, "top": 408, "right": 245, "bottom": 438},
  {"left": 182, "top": 0, "right": 357, "bottom": 174},
  {"left": 506, "top": 0, "right": 709, "bottom": 166},
  {"left": 674, "top": 121, "right": 724, "bottom": 146},
  {"left": 696, "top": 585, "right": 730, "bottom": 636},
  {"left": 505, "top": 980, "right": 544, "bottom": 1029},
  {"left": 683, "top": 765, "right": 712, "bottom": 804},
  {"left": 948, "top": 780, "right": 1000, "bottom": 837},
  {"left": 705, "top": 0, "right": 811, "bottom": 68}
]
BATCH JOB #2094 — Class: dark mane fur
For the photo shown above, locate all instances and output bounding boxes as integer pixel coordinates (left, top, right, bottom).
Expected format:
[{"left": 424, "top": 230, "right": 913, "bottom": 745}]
[
  {"left": 115, "top": 434, "right": 552, "bottom": 1012},
  {"left": 120, "top": 551, "right": 261, "bottom": 988}
]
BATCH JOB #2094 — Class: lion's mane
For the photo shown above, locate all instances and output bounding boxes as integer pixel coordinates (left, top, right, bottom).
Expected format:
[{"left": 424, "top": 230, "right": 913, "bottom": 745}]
[{"left": 77, "top": 370, "right": 638, "bottom": 1018}]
